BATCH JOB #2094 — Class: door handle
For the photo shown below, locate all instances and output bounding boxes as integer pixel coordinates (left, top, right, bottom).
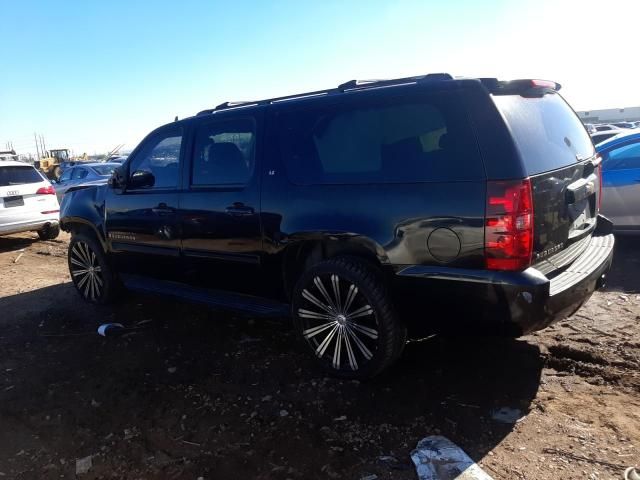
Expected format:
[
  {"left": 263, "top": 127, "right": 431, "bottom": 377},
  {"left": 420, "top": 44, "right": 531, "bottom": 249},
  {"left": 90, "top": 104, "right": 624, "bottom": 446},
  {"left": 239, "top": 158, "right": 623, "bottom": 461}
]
[
  {"left": 225, "top": 203, "right": 254, "bottom": 217},
  {"left": 152, "top": 203, "right": 175, "bottom": 214}
]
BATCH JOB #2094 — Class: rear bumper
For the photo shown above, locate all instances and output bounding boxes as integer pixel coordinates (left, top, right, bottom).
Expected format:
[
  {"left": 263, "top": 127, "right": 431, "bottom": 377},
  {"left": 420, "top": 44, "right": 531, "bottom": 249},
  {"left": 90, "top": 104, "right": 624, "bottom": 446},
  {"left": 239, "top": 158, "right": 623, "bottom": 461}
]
[
  {"left": 393, "top": 228, "right": 614, "bottom": 337},
  {"left": 0, "top": 217, "right": 59, "bottom": 236}
]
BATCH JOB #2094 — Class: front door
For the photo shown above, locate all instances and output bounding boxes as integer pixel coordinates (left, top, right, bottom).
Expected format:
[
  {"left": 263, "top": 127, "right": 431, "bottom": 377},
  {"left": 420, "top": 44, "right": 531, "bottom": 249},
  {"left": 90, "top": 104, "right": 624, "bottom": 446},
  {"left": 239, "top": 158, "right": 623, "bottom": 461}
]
[
  {"left": 105, "top": 126, "right": 185, "bottom": 279},
  {"left": 602, "top": 141, "right": 640, "bottom": 230},
  {"left": 179, "top": 115, "right": 264, "bottom": 295}
]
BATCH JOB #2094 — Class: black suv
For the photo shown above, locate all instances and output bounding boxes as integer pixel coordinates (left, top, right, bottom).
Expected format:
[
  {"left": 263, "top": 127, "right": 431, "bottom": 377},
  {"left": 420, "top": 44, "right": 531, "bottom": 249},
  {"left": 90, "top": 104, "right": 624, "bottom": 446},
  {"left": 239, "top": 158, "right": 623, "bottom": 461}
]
[{"left": 60, "top": 73, "right": 614, "bottom": 379}]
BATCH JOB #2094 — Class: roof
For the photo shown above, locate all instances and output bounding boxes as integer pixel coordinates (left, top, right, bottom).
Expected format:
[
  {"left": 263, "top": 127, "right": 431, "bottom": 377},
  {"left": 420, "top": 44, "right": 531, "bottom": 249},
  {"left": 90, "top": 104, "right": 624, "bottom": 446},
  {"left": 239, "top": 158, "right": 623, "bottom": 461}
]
[
  {"left": 596, "top": 130, "right": 640, "bottom": 151},
  {"left": 0, "top": 160, "right": 34, "bottom": 168},
  {"left": 195, "top": 73, "right": 457, "bottom": 117}
]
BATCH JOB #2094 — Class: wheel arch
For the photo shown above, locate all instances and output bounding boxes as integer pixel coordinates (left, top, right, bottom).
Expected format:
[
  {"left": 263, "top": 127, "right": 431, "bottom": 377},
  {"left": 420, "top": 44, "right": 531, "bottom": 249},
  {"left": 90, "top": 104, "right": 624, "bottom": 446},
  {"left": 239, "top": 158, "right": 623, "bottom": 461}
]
[
  {"left": 61, "top": 217, "right": 107, "bottom": 251},
  {"left": 281, "top": 233, "right": 390, "bottom": 299}
]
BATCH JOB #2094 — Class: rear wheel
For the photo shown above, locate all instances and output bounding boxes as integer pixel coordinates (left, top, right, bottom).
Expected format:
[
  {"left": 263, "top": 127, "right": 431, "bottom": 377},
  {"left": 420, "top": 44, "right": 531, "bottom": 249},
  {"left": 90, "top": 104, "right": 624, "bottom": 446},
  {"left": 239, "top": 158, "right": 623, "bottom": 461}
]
[
  {"left": 68, "top": 232, "right": 118, "bottom": 304},
  {"left": 37, "top": 224, "right": 60, "bottom": 241},
  {"left": 292, "top": 257, "right": 406, "bottom": 379}
]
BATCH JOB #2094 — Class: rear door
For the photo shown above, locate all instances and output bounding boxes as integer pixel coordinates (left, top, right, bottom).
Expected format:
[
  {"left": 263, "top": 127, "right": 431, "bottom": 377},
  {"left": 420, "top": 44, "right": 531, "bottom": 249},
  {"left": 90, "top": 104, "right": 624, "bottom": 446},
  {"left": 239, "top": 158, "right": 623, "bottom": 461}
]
[
  {"left": 492, "top": 93, "right": 600, "bottom": 272},
  {"left": 601, "top": 140, "right": 640, "bottom": 229},
  {"left": 0, "top": 165, "right": 56, "bottom": 227},
  {"left": 179, "top": 114, "right": 264, "bottom": 295}
]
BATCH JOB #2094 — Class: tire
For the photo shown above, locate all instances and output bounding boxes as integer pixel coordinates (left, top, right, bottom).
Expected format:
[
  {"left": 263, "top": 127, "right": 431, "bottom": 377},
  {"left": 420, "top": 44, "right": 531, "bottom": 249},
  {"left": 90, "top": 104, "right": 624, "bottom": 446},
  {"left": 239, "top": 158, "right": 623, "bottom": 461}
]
[
  {"left": 292, "top": 256, "right": 407, "bottom": 379},
  {"left": 53, "top": 166, "right": 62, "bottom": 180},
  {"left": 68, "top": 232, "right": 118, "bottom": 304},
  {"left": 37, "top": 224, "right": 60, "bottom": 241}
]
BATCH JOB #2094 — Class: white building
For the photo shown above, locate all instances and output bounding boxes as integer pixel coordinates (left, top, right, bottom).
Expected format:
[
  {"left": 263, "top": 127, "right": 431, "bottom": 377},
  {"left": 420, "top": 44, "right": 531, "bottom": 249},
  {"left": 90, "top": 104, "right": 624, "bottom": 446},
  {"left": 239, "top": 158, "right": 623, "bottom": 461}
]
[{"left": 577, "top": 106, "right": 640, "bottom": 124}]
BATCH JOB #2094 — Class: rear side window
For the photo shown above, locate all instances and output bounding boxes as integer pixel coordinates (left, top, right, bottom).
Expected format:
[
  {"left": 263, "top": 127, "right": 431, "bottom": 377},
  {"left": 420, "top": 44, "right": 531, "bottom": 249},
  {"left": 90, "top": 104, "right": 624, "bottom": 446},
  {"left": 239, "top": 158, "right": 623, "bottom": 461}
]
[
  {"left": 493, "top": 93, "right": 595, "bottom": 175},
  {"left": 278, "top": 92, "right": 483, "bottom": 184},
  {"left": 191, "top": 118, "right": 255, "bottom": 186},
  {"left": 0, "top": 166, "right": 43, "bottom": 186}
]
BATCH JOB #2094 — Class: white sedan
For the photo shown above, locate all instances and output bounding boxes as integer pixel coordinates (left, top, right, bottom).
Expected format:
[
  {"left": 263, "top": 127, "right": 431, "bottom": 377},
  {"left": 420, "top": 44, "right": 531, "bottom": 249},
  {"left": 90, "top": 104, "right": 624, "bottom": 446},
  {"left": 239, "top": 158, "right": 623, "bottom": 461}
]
[{"left": 0, "top": 160, "right": 61, "bottom": 240}]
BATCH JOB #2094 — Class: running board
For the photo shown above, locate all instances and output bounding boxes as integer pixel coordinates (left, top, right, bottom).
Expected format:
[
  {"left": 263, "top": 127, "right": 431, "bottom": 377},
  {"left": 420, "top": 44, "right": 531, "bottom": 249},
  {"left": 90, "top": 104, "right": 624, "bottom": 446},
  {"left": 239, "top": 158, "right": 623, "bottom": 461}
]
[{"left": 121, "top": 274, "right": 290, "bottom": 317}]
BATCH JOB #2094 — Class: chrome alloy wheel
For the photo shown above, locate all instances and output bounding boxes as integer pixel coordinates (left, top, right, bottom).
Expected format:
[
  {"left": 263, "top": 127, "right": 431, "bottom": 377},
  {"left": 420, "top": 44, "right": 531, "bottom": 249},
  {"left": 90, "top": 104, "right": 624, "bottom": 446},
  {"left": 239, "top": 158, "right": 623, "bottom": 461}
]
[
  {"left": 298, "top": 274, "right": 379, "bottom": 371},
  {"left": 69, "top": 241, "right": 103, "bottom": 301}
]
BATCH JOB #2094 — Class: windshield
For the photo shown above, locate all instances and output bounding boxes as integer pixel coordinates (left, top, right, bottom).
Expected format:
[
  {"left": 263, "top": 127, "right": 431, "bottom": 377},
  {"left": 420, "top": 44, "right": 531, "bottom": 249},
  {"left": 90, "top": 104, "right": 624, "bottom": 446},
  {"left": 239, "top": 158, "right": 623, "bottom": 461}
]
[
  {"left": 493, "top": 93, "right": 595, "bottom": 175},
  {"left": 91, "top": 165, "right": 117, "bottom": 176},
  {"left": 0, "top": 166, "right": 44, "bottom": 186}
]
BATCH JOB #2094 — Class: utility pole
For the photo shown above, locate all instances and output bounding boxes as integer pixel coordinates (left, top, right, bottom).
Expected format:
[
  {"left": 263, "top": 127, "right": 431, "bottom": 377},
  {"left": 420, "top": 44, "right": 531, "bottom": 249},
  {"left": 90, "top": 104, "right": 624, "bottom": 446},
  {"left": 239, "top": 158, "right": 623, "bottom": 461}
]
[{"left": 34, "top": 132, "right": 41, "bottom": 160}]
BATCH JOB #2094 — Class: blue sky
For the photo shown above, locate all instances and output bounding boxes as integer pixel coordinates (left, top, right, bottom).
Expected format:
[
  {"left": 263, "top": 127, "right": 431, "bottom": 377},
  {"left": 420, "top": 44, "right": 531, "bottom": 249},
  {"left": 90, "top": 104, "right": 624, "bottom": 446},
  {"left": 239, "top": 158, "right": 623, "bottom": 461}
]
[{"left": 2, "top": 0, "right": 639, "bottom": 155}]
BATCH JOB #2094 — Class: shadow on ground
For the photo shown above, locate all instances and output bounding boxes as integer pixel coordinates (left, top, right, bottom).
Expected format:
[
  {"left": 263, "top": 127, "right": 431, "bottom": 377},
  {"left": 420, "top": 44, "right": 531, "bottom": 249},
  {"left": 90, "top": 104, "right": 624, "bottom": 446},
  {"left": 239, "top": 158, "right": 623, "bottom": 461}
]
[
  {"left": 605, "top": 234, "right": 640, "bottom": 293},
  {"left": 0, "top": 282, "right": 543, "bottom": 479}
]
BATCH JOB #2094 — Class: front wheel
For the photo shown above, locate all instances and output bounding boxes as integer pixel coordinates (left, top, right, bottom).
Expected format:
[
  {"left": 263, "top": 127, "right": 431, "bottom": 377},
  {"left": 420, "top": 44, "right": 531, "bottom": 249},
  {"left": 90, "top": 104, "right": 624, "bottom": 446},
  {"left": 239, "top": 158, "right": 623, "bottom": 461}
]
[
  {"left": 292, "top": 257, "right": 406, "bottom": 379},
  {"left": 68, "top": 232, "right": 118, "bottom": 304}
]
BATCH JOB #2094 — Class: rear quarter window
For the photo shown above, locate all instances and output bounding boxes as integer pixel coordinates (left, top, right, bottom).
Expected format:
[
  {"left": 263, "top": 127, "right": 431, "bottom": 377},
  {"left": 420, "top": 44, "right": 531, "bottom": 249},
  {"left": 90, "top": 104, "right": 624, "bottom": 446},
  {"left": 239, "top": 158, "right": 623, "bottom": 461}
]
[
  {"left": 0, "top": 166, "right": 44, "bottom": 186},
  {"left": 277, "top": 91, "right": 484, "bottom": 184},
  {"left": 493, "top": 93, "right": 595, "bottom": 175}
]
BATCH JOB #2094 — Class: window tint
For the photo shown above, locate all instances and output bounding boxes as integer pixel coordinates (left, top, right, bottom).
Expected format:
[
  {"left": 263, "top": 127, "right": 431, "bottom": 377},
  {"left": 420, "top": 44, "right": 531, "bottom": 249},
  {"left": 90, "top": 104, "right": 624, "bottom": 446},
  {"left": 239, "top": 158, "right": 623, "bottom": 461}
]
[
  {"left": 493, "top": 93, "right": 595, "bottom": 175},
  {"left": 129, "top": 130, "right": 182, "bottom": 189},
  {"left": 71, "top": 168, "right": 88, "bottom": 180},
  {"left": 59, "top": 169, "right": 72, "bottom": 182},
  {"left": 278, "top": 94, "right": 482, "bottom": 184},
  {"left": 192, "top": 118, "right": 255, "bottom": 186},
  {"left": 607, "top": 142, "right": 640, "bottom": 170},
  {"left": 0, "top": 166, "right": 43, "bottom": 186},
  {"left": 92, "top": 165, "right": 116, "bottom": 176}
]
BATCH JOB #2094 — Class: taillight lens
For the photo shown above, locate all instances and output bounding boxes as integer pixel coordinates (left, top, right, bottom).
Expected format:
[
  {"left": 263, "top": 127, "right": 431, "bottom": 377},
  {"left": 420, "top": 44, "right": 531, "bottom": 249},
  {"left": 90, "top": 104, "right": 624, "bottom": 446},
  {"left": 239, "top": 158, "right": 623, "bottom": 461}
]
[
  {"left": 595, "top": 155, "right": 603, "bottom": 211},
  {"left": 36, "top": 185, "right": 55, "bottom": 195},
  {"left": 485, "top": 179, "right": 534, "bottom": 271}
]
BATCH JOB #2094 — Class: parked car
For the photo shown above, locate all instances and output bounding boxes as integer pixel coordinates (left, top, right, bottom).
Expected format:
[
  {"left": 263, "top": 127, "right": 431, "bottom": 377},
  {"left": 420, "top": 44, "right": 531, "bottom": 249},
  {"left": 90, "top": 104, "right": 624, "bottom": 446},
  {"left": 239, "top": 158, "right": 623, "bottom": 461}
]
[
  {"left": 60, "top": 74, "right": 614, "bottom": 378},
  {"left": 591, "top": 130, "right": 624, "bottom": 145},
  {"left": 55, "top": 162, "right": 120, "bottom": 201},
  {"left": 594, "top": 124, "right": 619, "bottom": 132},
  {"left": 611, "top": 122, "right": 636, "bottom": 129},
  {"left": 0, "top": 160, "right": 60, "bottom": 239},
  {"left": 596, "top": 131, "right": 640, "bottom": 233}
]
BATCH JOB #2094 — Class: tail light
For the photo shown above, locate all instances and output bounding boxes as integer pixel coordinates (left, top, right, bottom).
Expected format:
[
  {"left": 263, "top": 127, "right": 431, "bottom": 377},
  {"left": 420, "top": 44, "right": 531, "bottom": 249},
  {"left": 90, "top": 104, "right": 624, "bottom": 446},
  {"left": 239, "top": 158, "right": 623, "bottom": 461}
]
[
  {"left": 485, "top": 179, "right": 534, "bottom": 271},
  {"left": 36, "top": 185, "right": 56, "bottom": 195}
]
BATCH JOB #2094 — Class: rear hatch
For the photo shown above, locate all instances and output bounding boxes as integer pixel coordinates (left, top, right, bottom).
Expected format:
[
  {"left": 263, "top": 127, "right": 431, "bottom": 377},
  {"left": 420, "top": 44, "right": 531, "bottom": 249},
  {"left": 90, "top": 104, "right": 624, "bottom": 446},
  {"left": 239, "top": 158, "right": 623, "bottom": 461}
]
[
  {"left": 492, "top": 91, "right": 600, "bottom": 275},
  {"left": 0, "top": 164, "right": 57, "bottom": 225}
]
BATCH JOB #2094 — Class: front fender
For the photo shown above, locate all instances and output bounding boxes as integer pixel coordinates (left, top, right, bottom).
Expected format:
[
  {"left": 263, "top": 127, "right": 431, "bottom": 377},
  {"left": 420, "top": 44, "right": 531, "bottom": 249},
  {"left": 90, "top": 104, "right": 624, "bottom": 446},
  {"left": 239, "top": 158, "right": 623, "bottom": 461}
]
[{"left": 60, "top": 185, "right": 108, "bottom": 249}]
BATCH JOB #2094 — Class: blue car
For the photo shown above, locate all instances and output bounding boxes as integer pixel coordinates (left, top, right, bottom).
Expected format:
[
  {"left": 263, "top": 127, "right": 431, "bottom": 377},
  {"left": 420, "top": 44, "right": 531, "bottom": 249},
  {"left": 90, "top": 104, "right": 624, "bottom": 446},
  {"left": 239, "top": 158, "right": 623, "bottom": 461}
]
[
  {"left": 55, "top": 163, "right": 120, "bottom": 202},
  {"left": 596, "top": 131, "right": 640, "bottom": 233}
]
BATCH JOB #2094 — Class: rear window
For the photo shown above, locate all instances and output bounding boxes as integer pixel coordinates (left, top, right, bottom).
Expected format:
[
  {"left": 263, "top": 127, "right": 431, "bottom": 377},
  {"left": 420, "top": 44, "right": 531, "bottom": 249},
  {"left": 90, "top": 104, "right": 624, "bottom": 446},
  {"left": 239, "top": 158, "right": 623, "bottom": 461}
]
[
  {"left": 278, "top": 92, "right": 483, "bottom": 184},
  {"left": 92, "top": 165, "right": 116, "bottom": 176},
  {"left": 493, "top": 93, "right": 595, "bottom": 175},
  {"left": 0, "top": 166, "right": 44, "bottom": 186}
]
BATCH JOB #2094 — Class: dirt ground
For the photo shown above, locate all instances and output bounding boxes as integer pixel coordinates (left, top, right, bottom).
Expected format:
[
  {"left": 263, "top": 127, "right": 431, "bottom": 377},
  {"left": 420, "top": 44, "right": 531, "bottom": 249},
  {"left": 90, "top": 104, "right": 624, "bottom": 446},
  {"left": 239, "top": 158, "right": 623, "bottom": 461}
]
[{"left": 0, "top": 232, "right": 638, "bottom": 480}]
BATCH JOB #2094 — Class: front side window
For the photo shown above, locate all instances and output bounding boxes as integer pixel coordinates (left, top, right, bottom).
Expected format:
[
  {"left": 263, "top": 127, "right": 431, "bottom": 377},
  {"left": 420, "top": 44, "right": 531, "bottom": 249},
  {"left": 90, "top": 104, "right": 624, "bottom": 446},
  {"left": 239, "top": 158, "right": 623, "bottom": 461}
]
[
  {"left": 71, "top": 168, "right": 88, "bottom": 180},
  {"left": 59, "top": 169, "right": 72, "bottom": 183},
  {"left": 278, "top": 93, "right": 482, "bottom": 184},
  {"left": 191, "top": 118, "right": 255, "bottom": 186},
  {"left": 606, "top": 142, "right": 640, "bottom": 170},
  {"left": 128, "top": 130, "right": 182, "bottom": 189}
]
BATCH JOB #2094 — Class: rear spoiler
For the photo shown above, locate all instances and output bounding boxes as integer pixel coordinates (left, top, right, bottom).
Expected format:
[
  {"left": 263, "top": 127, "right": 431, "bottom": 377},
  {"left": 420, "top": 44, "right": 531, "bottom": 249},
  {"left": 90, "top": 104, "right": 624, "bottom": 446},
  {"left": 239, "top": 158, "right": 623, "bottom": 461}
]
[{"left": 480, "top": 78, "right": 561, "bottom": 97}]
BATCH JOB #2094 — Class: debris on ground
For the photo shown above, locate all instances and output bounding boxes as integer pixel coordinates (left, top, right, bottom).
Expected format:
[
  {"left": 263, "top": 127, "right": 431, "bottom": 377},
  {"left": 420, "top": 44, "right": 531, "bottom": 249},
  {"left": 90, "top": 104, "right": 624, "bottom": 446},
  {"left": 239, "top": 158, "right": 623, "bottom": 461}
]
[
  {"left": 75, "top": 455, "right": 92, "bottom": 475},
  {"left": 411, "top": 436, "right": 494, "bottom": 480},
  {"left": 490, "top": 407, "right": 524, "bottom": 424},
  {"left": 97, "top": 323, "right": 125, "bottom": 337}
]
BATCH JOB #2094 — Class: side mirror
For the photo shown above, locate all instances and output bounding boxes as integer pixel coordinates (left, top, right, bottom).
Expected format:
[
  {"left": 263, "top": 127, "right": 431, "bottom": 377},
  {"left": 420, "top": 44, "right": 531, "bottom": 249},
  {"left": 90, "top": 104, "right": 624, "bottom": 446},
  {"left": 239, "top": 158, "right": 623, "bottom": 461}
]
[{"left": 128, "top": 170, "right": 155, "bottom": 189}]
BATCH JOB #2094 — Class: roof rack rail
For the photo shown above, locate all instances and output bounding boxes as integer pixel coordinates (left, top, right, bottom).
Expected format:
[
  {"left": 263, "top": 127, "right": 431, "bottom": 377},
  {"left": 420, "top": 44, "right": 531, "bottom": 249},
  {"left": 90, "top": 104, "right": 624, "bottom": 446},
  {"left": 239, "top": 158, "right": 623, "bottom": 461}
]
[
  {"left": 197, "top": 72, "right": 454, "bottom": 116},
  {"left": 338, "top": 73, "right": 453, "bottom": 92}
]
